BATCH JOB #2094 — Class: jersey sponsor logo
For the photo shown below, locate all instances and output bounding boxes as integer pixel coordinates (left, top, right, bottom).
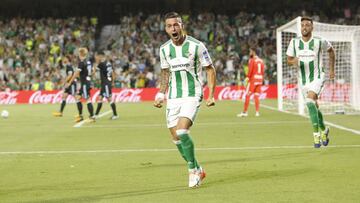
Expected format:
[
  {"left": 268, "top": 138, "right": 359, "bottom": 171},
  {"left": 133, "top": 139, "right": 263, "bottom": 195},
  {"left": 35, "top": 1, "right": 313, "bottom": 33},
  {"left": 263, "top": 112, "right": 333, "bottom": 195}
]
[
  {"left": 298, "top": 50, "right": 316, "bottom": 63},
  {"left": 171, "top": 63, "right": 191, "bottom": 71}
]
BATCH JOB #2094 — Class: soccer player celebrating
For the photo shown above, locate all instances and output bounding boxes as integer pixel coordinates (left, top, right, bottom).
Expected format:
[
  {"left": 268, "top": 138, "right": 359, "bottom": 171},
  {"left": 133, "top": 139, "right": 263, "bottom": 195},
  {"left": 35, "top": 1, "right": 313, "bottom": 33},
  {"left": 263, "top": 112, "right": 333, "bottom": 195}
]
[
  {"left": 286, "top": 16, "right": 335, "bottom": 148},
  {"left": 154, "top": 12, "right": 216, "bottom": 188},
  {"left": 66, "top": 47, "right": 95, "bottom": 122},
  {"left": 237, "top": 47, "right": 265, "bottom": 117},
  {"left": 53, "top": 56, "right": 77, "bottom": 117},
  {"left": 93, "top": 51, "right": 118, "bottom": 120}
]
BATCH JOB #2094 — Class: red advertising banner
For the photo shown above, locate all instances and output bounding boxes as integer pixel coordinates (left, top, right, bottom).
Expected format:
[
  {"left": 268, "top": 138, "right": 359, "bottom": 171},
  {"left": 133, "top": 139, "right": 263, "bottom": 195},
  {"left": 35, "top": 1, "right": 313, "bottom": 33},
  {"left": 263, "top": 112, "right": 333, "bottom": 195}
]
[
  {"left": 0, "top": 85, "right": 278, "bottom": 105},
  {"left": 281, "top": 83, "right": 351, "bottom": 103}
]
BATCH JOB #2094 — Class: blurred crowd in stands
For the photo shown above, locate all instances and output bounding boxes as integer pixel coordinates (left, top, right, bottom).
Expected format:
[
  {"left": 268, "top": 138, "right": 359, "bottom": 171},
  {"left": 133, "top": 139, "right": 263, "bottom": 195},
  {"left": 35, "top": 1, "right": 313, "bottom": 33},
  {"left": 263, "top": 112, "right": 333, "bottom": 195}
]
[{"left": 1, "top": 8, "right": 360, "bottom": 91}]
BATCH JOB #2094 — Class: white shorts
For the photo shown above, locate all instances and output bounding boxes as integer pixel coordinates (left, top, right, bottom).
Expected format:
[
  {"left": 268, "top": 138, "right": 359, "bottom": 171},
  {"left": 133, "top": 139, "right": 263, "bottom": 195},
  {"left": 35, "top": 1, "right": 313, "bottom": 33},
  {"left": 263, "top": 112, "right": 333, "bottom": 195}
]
[
  {"left": 166, "top": 97, "right": 201, "bottom": 128},
  {"left": 301, "top": 74, "right": 325, "bottom": 97}
]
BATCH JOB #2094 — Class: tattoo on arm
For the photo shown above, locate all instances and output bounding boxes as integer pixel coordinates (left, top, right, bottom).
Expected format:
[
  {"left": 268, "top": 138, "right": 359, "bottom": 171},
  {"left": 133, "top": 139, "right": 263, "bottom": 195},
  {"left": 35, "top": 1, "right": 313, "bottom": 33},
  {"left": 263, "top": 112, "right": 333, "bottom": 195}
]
[{"left": 159, "top": 69, "right": 170, "bottom": 94}]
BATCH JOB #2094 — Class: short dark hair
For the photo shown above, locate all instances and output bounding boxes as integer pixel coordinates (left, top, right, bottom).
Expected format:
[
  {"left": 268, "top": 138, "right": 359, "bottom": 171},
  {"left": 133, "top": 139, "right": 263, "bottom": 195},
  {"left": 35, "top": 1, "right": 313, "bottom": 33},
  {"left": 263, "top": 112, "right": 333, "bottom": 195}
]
[
  {"left": 301, "top": 16, "right": 313, "bottom": 24},
  {"left": 164, "top": 12, "right": 181, "bottom": 21},
  {"left": 249, "top": 46, "right": 259, "bottom": 56},
  {"left": 249, "top": 46, "right": 257, "bottom": 52}
]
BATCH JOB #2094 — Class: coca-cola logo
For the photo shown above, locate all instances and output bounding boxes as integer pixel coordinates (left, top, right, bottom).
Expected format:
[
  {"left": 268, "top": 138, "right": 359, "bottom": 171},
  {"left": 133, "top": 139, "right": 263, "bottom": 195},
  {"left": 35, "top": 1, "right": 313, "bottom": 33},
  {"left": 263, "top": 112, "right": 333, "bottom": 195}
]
[
  {"left": 321, "top": 84, "right": 350, "bottom": 102},
  {"left": 217, "top": 86, "right": 269, "bottom": 100},
  {"left": 282, "top": 86, "right": 298, "bottom": 100},
  {"left": 91, "top": 88, "right": 143, "bottom": 103},
  {"left": 0, "top": 91, "right": 18, "bottom": 104},
  {"left": 29, "top": 91, "right": 64, "bottom": 104},
  {"left": 218, "top": 87, "right": 245, "bottom": 100}
]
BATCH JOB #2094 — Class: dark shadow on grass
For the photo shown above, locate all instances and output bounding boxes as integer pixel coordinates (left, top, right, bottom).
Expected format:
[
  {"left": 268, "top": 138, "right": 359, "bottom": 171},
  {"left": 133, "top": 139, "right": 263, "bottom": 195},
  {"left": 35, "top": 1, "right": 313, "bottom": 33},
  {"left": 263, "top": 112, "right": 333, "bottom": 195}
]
[
  {"left": 203, "top": 168, "right": 312, "bottom": 188},
  {"left": 137, "top": 150, "right": 317, "bottom": 169},
  {"left": 21, "top": 185, "right": 188, "bottom": 203}
]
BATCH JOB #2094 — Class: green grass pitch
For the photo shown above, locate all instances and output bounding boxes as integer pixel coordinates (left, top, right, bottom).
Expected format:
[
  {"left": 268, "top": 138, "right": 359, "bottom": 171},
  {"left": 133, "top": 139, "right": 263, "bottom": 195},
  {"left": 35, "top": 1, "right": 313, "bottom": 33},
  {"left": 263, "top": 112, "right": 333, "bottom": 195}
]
[{"left": 0, "top": 100, "right": 360, "bottom": 202}]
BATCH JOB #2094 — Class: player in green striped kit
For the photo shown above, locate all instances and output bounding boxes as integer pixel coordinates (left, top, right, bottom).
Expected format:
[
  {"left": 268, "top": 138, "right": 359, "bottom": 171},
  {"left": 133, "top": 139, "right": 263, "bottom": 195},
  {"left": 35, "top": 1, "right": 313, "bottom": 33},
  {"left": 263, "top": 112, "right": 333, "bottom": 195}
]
[
  {"left": 154, "top": 12, "right": 216, "bottom": 188},
  {"left": 286, "top": 16, "right": 335, "bottom": 148}
]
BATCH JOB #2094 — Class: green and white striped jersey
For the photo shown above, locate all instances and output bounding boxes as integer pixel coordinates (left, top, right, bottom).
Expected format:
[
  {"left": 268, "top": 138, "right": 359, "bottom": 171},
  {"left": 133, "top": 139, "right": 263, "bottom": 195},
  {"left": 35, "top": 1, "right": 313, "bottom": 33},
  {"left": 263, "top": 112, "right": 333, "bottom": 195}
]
[
  {"left": 286, "top": 36, "right": 332, "bottom": 85},
  {"left": 160, "top": 35, "right": 212, "bottom": 99}
]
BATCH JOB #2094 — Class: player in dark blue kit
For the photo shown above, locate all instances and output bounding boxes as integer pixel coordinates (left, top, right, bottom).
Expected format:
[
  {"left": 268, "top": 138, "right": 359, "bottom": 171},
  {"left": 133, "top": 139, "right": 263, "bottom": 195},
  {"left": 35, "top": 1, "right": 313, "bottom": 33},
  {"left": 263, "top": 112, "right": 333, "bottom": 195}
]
[
  {"left": 66, "top": 47, "right": 95, "bottom": 122},
  {"left": 53, "top": 55, "right": 77, "bottom": 117},
  {"left": 94, "top": 51, "right": 118, "bottom": 120}
]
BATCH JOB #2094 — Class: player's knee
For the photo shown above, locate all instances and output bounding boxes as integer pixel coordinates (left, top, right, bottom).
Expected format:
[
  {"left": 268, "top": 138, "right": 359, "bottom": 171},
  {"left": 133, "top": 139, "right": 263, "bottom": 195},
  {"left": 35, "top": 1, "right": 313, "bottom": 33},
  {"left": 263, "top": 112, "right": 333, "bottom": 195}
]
[
  {"left": 307, "top": 91, "right": 318, "bottom": 100},
  {"left": 305, "top": 98, "right": 315, "bottom": 104},
  {"left": 176, "top": 129, "right": 189, "bottom": 136}
]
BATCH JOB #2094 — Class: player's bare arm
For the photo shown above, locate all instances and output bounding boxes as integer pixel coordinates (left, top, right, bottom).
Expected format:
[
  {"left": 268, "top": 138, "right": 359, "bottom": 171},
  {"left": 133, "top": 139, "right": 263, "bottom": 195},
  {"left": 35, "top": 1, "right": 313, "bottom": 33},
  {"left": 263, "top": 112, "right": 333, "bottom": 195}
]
[
  {"left": 205, "top": 65, "right": 216, "bottom": 107},
  {"left": 328, "top": 47, "right": 335, "bottom": 79},
  {"left": 66, "top": 70, "right": 79, "bottom": 88},
  {"left": 64, "top": 74, "right": 72, "bottom": 87},
  {"left": 112, "top": 71, "right": 116, "bottom": 86},
  {"left": 287, "top": 56, "right": 299, "bottom": 67},
  {"left": 154, "top": 68, "right": 170, "bottom": 108}
]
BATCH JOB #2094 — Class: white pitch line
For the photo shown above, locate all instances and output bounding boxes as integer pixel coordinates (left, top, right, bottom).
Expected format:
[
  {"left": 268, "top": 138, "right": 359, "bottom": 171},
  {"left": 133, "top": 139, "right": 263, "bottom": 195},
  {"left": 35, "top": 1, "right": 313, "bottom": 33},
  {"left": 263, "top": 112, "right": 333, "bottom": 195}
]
[
  {"left": 80, "top": 120, "right": 309, "bottom": 128},
  {"left": 1, "top": 145, "right": 360, "bottom": 155},
  {"left": 73, "top": 110, "right": 112, "bottom": 128},
  {"left": 261, "top": 104, "right": 360, "bottom": 135}
]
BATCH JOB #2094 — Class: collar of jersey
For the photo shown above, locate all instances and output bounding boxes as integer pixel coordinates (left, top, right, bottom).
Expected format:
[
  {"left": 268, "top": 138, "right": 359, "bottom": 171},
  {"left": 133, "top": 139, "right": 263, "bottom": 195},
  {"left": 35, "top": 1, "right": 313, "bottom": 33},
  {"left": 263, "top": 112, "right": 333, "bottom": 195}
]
[
  {"left": 170, "top": 35, "right": 188, "bottom": 47},
  {"left": 300, "top": 35, "right": 313, "bottom": 44}
]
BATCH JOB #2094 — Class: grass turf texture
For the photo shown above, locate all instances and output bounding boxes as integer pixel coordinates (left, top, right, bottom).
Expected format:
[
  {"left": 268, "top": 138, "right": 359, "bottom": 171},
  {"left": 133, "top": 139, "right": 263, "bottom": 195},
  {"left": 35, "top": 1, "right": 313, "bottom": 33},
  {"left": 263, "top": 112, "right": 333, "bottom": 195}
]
[{"left": 0, "top": 100, "right": 360, "bottom": 202}]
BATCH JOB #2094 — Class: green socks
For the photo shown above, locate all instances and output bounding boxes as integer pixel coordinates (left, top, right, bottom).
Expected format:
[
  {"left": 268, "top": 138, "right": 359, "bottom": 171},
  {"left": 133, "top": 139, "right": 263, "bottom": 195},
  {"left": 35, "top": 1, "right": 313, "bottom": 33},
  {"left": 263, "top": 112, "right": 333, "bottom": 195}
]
[
  {"left": 318, "top": 110, "right": 326, "bottom": 131},
  {"left": 176, "top": 129, "right": 199, "bottom": 170},
  {"left": 173, "top": 140, "right": 187, "bottom": 162},
  {"left": 306, "top": 99, "right": 319, "bottom": 133}
]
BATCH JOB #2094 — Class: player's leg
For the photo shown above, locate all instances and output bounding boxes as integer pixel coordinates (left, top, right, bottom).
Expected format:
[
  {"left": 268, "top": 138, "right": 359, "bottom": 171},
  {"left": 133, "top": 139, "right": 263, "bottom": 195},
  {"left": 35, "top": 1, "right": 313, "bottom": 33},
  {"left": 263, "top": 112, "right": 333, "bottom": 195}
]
[
  {"left": 317, "top": 101, "right": 330, "bottom": 146},
  {"left": 83, "top": 84, "right": 94, "bottom": 119},
  {"left": 176, "top": 100, "right": 204, "bottom": 187},
  {"left": 60, "top": 93, "right": 68, "bottom": 113},
  {"left": 166, "top": 104, "right": 188, "bottom": 162},
  {"left": 169, "top": 127, "right": 187, "bottom": 162},
  {"left": 254, "top": 85, "right": 261, "bottom": 116},
  {"left": 176, "top": 117, "right": 200, "bottom": 187},
  {"left": 53, "top": 92, "right": 68, "bottom": 117},
  {"left": 237, "top": 83, "right": 252, "bottom": 117},
  {"left": 95, "top": 95, "right": 103, "bottom": 116},
  {"left": 75, "top": 94, "right": 83, "bottom": 122},
  {"left": 305, "top": 91, "right": 321, "bottom": 148},
  {"left": 176, "top": 118, "right": 195, "bottom": 167},
  {"left": 176, "top": 117, "right": 205, "bottom": 187},
  {"left": 107, "top": 85, "right": 118, "bottom": 119}
]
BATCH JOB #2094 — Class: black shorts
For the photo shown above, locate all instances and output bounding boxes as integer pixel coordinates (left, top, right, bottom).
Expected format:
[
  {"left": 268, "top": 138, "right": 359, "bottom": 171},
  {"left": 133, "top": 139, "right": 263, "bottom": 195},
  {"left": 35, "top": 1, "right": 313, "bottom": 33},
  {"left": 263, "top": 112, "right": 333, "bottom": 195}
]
[
  {"left": 100, "top": 83, "right": 112, "bottom": 98},
  {"left": 78, "top": 83, "right": 91, "bottom": 99},
  {"left": 64, "top": 83, "right": 77, "bottom": 96}
]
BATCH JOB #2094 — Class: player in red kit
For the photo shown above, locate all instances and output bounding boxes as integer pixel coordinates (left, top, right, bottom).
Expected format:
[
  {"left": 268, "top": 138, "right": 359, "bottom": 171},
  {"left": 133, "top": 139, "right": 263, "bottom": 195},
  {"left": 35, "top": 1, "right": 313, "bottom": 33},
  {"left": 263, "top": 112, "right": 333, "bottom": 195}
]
[{"left": 237, "top": 47, "right": 265, "bottom": 117}]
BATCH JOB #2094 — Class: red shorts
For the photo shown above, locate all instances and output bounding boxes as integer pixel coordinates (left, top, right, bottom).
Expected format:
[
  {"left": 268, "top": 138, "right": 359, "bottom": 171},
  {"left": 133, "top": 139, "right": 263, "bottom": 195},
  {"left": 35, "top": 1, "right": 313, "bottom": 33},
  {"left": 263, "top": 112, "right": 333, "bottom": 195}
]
[{"left": 246, "top": 82, "right": 261, "bottom": 95}]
